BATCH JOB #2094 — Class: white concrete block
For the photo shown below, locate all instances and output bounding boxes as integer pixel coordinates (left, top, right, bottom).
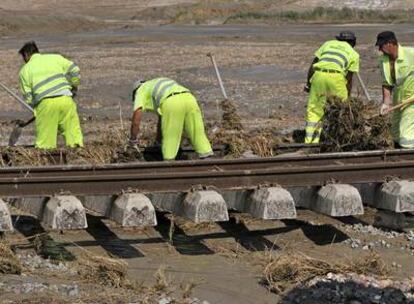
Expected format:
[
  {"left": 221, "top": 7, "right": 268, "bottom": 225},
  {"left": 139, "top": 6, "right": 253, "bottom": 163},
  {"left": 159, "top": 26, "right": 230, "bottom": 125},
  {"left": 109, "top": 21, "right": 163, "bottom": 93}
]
[
  {"left": 182, "top": 190, "right": 229, "bottom": 223},
  {"left": 0, "top": 199, "right": 13, "bottom": 232},
  {"left": 313, "top": 184, "right": 364, "bottom": 217},
  {"left": 247, "top": 187, "right": 297, "bottom": 219},
  {"left": 110, "top": 193, "right": 157, "bottom": 227},
  {"left": 376, "top": 180, "right": 414, "bottom": 212},
  {"left": 42, "top": 196, "right": 87, "bottom": 230}
]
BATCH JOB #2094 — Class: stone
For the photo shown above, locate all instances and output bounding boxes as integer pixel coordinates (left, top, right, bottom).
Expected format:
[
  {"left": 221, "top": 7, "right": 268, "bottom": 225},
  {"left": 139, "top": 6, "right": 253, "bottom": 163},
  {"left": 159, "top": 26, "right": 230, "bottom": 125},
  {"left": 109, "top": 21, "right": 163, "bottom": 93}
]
[
  {"left": 375, "top": 210, "right": 414, "bottom": 232},
  {"left": 376, "top": 180, "right": 414, "bottom": 212},
  {"left": 221, "top": 190, "right": 248, "bottom": 211},
  {"left": 352, "top": 183, "right": 378, "bottom": 206},
  {"left": 42, "top": 196, "right": 87, "bottom": 230},
  {"left": 80, "top": 195, "right": 114, "bottom": 216},
  {"left": 9, "top": 197, "right": 47, "bottom": 219},
  {"left": 0, "top": 199, "right": 13, "bottom": 232},
  {"left": 181, "top": 190, "right": 229, "bottom": 223},
  {"left": 247, "top": 187, "right": 296, "bottom": 219},
  {"left": 288, "top": 186, "right": 317, "bottom": 208},
  {"left": 312, "top": 184, "right": 364, "bottom": 217},
  {"left": 110, "top": 193, "right": 157, "bottom": 227},
  {"left": 150, "top": 192, "right": 185, "bottom": 213}
]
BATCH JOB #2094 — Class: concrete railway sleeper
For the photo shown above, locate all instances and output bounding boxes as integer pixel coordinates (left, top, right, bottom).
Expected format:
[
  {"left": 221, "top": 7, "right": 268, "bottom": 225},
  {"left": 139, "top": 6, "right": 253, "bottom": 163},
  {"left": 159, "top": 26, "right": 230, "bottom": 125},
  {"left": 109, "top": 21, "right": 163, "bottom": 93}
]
[
  {"left": 1, "top": 150, "right": 414, "bottom": 232},
  {"left": 0, "top": 181, "right": 413, "bottom": 232}
]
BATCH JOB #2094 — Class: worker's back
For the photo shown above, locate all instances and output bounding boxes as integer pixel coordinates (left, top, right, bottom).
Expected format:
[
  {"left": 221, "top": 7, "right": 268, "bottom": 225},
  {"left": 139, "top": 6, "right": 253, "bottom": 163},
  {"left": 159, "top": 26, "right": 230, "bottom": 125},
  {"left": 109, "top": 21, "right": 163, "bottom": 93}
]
[{"left": 313, "top": 40, "right": 359, "bottom": 75}]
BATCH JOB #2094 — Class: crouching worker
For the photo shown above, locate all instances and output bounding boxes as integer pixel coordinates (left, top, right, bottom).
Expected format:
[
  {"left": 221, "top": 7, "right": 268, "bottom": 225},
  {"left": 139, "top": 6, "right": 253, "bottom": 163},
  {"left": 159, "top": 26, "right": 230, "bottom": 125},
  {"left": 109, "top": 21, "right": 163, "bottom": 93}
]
[
  {"left": 18, "top": 41, "right": 83, "bottom": 149},
  {"left": 129, "top": 78, "right": 214, "bottom": 160}
]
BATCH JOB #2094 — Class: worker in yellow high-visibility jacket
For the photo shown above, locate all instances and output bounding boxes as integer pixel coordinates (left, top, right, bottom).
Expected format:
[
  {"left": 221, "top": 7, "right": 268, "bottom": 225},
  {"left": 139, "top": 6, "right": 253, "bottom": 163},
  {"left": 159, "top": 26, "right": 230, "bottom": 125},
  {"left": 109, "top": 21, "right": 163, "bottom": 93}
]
[
  {"left": 129, "top": 77, "right": 213, "bottom": 160},
  {"left": 304, "top": 31, "right": 360, "bottom": 144},
  {"left": 376, "top": 31, "right": 414, "bottom": 148},
  {"left": 18, "top": 41, "right": 83, "bottom": 149}
]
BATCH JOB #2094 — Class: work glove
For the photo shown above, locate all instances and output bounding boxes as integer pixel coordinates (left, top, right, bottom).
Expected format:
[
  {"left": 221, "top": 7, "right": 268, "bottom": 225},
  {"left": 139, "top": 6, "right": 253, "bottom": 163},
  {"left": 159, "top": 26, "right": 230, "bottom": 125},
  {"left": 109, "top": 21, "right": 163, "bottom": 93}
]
[
  {"left": 128, "top": 138, "right": 140, "bottom": 151},
  {"left": 380, "top": 103, "right": 391, "bottom": 115},
  {"left": 304, "top": 84, "right": 310, "bottom": 93}
]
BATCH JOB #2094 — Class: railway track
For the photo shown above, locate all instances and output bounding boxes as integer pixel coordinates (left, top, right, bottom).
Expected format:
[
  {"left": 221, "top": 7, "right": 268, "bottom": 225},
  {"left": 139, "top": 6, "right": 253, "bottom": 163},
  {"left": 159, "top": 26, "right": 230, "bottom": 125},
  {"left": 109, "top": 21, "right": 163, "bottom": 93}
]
[
  {"left": 1, "top": 149, "right": 414, "bottom": 196},
  {"left": 1, "top": 148, "right": 413, "bottom": 233}
]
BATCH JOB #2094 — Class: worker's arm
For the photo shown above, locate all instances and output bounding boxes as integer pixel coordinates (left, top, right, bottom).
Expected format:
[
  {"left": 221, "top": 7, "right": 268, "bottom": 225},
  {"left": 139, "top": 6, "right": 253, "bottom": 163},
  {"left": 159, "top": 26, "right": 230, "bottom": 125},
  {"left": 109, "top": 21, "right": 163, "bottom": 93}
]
[
  {"left": 19, "top": 68, "right": 33, "bottom": 106},
  {"left": 305, "top": 57, "right": 319, "bottom": 91},
  {"left": 60, "top": 55, "right": 80, "bottom": 88},
  {"left": 155, "top": 116, "right": 162, "bottom": 145},
  {"left": 380, "top": 85, "right": 393, "bottom": 114},
  {"left": 130, "top": 107, "right": 143, "bottom": 142},
  {"left": 346, "top": 72, "right": 354, "bottom": 96}
]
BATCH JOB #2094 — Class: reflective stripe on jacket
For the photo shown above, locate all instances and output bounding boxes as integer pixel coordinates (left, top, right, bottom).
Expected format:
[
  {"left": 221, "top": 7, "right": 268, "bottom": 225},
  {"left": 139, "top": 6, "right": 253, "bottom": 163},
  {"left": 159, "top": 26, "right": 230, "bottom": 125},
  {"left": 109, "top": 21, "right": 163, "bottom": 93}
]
[
  {"left": 313, "top": 40, "right": 360, "bottom": 75},
  {"left": 133, "top": 77, "right": 190, "bottom": 114},
  {"left": 19, "top": 53, "right": 80, "bottom": 107}
]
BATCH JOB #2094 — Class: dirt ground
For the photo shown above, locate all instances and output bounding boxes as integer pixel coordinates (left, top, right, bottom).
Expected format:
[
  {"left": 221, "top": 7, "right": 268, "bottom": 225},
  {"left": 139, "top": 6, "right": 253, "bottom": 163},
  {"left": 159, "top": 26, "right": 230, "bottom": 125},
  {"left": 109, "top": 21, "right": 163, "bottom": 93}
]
[{"left": 0, "top": 1, "right": 414, "bottom": 303}]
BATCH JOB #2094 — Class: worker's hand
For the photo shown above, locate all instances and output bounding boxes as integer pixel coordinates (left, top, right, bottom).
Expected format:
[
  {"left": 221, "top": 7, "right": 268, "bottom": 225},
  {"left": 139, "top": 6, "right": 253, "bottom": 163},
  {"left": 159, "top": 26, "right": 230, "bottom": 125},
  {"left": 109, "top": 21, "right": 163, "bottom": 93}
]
[
  {"left": 380, "top": 103, "right": 391, "bottom": 115},
  {"left": 128, "top": 138, "right": 140, "bottom": 151},
  {"left": 304, "top": 84, "right": 310, "bottom": 93},
  {"left": 71, "top": 86, "right": 78, "bottom": 98}
]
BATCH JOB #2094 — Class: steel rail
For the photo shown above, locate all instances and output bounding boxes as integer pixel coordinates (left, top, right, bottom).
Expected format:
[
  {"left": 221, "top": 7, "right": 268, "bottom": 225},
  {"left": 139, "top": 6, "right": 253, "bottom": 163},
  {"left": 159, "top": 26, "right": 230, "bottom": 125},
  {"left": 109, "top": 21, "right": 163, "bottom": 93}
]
[
  {"left": 1, "top": 158, "right": 414, "bottom": 196},
  {"left": 1, "top": 148, "right": 414, "bottom": 178}
]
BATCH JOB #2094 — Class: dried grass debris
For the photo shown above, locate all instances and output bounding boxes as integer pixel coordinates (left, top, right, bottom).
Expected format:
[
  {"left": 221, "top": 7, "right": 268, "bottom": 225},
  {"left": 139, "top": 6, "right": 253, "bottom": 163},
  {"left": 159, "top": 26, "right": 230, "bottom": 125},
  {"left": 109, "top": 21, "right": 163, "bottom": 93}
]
[
  {"left": 76, "top": 252, "right": 130, "bottom": 288},
  {"left": 321, "top": 97, "right": 393, "bottom": 152},
  {"left": 262, "top": 251, "right": 389, "bottom": 294},
  {"left": 0, "top": 240, "right": 22, "bottom": 275}
]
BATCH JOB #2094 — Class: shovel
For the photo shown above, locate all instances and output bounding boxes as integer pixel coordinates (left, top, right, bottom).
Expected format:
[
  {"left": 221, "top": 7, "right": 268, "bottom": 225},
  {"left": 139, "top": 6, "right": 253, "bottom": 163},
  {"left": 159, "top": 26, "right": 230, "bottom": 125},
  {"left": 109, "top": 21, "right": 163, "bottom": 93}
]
[
  {"left": 207, "top": 52, "right": 227, "bottom": 125},
  {"left": 0, "top": 81, "right": 35, "bottom": 146},
  {"left": 370, "top": 95, "right": 414, "bottom": 119}
]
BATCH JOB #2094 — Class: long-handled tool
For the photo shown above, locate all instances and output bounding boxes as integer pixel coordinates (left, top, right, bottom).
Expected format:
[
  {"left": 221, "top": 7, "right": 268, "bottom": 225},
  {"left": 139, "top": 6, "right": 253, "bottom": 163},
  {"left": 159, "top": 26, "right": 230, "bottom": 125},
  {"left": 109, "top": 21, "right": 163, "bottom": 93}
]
[
  {"left": 356, "top": 72, "right": 372, "bottom": 103},
  {"left": 207, "top": 53, "right": 228, "bottom": 125},
  {"left": 371, "top": 95, "right": 414, "bottom": 119},
  {"left": 0, "top": 81, "right": 35, "bottom": 146},
  {"left": 207, "top": 53, "right": 228, "bottom": 100}
]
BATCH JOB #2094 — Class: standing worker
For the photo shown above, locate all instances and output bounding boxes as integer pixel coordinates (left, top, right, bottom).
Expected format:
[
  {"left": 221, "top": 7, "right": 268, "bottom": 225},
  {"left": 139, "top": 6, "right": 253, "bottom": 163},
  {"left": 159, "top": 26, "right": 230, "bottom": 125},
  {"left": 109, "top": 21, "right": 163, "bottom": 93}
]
[
  {"left": 376, "top": 31, "right": 414, "bottom": 148},
  {"left": 18, "top": 41, "right": 83, "bottom": 149},
  {"left": 129, "top": 77, "right": 214, "bottom": 160},
  {"left": 304, "top": 31, "right": 360, "bottom": 143}
]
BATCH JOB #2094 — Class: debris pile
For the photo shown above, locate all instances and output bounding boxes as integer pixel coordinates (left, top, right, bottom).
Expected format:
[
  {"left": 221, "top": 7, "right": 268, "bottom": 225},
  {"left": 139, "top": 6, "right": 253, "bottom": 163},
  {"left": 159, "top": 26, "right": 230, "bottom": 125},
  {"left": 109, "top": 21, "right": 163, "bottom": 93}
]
[
  {"left": 0, "top": 240, "right": 22, "bottom": 275},
  {"left": 76, "top": 252, "right": 130, "bottom": 288},
  {"left": 321, "top": 97, "right": 393, "bottom": 152},
  {"left": 220, "top": 99, "right": 243, "bottom": 131},
  {"left": 262, "top": 251, "right": 388, "bottom": 294}
]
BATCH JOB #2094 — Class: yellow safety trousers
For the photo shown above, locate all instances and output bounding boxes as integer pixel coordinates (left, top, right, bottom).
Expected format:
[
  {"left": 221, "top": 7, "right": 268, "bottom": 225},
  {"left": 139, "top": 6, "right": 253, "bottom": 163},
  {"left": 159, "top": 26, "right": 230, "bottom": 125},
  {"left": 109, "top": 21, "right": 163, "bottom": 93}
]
[
  {"left": 160, "top": 93, "right": 212, "bottom": 160},
  {"left": 305, "top": 71, "right": 348, "bottom": 144},
  {"left": 392, "top": 104, "right": 414, "bottom": 148},
  {"left": 34, "top": 96, "right": 83, "bottom": 149}
]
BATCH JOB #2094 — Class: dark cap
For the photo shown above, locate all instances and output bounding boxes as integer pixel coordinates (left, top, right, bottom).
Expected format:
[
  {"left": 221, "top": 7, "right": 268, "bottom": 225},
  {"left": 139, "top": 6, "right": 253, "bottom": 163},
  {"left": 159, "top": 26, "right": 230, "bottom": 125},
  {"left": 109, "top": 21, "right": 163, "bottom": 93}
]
[
  {"left": 375, "top": 31, "right": 397, "bottom": 47},
  {"left": 336, "top": 31, "right": 356, "bottom": 41}
]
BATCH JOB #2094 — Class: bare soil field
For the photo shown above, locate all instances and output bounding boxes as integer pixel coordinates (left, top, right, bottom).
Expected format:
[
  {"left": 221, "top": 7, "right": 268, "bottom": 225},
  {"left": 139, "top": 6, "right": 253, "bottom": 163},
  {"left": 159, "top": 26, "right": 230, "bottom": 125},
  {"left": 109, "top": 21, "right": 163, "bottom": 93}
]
[{"left": 0, "top": 1, "right": 414, "bottom": 303}]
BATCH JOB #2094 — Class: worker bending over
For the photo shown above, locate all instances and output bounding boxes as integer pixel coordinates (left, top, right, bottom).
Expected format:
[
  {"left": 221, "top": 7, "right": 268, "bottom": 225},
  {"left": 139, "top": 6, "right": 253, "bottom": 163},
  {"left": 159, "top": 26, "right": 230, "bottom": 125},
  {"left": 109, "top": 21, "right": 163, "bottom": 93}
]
[
  {"left": 304, "top": 31, "right": 360, "bottom": 143},
  {"left": 376, "top": 31, "right": 414, "bottom": 148},
  {"left": 18, "top": 41, "right": 83, "bottom": 149},
  {"left": 130, "top": 77, "right": 213, "bottom": 160}
]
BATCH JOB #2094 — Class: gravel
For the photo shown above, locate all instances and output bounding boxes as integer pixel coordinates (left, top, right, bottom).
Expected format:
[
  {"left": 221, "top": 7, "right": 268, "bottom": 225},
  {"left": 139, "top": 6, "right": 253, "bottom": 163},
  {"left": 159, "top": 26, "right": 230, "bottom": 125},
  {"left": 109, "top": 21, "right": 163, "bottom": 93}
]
[
  {"left": 0, "top": 282, "right": 79, "bottom": 297},
  {"left": 282, "top": 273, "right": 414, "bottom": 304},
  {"left": 17, "top": 253, "right": 71, "bottom": 272}
]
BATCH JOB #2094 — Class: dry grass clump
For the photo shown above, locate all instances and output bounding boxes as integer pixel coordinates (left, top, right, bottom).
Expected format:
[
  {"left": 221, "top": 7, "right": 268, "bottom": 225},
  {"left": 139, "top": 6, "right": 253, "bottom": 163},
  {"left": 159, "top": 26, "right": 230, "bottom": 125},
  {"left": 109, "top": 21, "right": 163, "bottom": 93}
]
[
  {"left": 221, "top": 99, "right": 243, "bottom": 131},
  {"left": 321, "top": 97, "right": 393, "bottom": 152},
  {"left": 77, "top": 252, "right": 130, "bottom": 288},
  {"left": 262, "top": 251, "right": 388, "bottom": 294},
  {"left": 0, "top": 240, "right": 22, "bottom": 275}
]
